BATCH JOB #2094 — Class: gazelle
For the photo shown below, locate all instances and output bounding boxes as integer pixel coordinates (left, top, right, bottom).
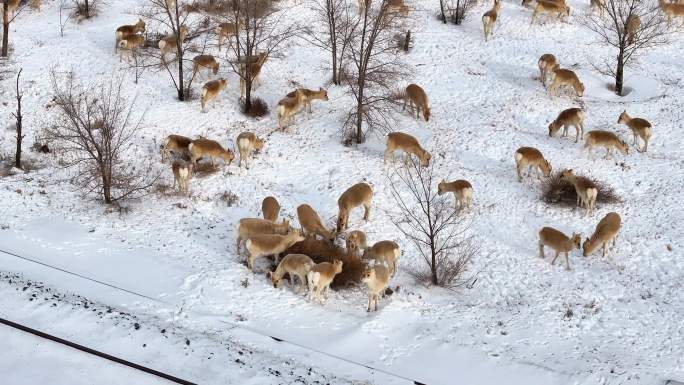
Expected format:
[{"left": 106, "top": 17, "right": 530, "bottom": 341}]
[
  {"left": 200, "top": 78, "right": 227, "bottom": 112},
  {"left": 307, "top": 260, "right": 343, "bottom": 303},
  {"left": 583, "top": 212, "right": 621, "bottom": 257},
  {"left": 590, "top": 0, "right": 605, "bottom": 14},
  {"left": 659, "top": 0, "right": 684, "bottom": 26},
  {"left": 482, "top": 0, "right": 502, "bottom": 42},
  {"left": 625, "top": 15, "right": 641, "bottom": 45},
  {"left": 286, "top": 87, "right": 329, "bottom": 114},
  {"left": 437, "top": 179, "right": 473, "bottom": 210},
  {"left": 162, "top": 134, "right": 192, "bottom": 162},
  {"left": 561, "top": 169, "right": 598, "bottom": 215},
  {"left": 277, "top": 89, "right": 305, "bottom": 129},
  {"left": 268, "top": 254, "right": 314, "bottom": 293},
  {"left": 531, "top": 0, "right": 570, "bottom": 24},
  {"left": 192, "top": 55, "right": 219, "bottom": 77},
  {"left": 115, "top": 19, "right": 146, "bottom": 53},
  {"left": 236, "top": 218, "right": 291, "bottom": 255},
  {"left": 363, "top": 240, "right": 400, "bottom": 276},
  {"left": 362, "top": 264, "right": 390, "bottom": 312},
  {"left": 171, "top": 160, "right": 193, "bottom": 194},
  {"left": 297, "top": 204, "right": 336, "bottom": 241},
  {"left": 239, "top": 52, "right": 268, "bottom": 99},
  {"left": 403, "top": 84, "right": 430, "bottom": 122},
  {"left": 246, "top": 230, "right": 305, "bottom": 271},
  {"left": 584, "top": 130, "right": 629, "bottom": 159},
  {"left": 346, "top": 230, "right": 368, "bottom": 254},
  {"left": 6, "top": 0, "right": 20, "bottom": 14},
  {"left": 262, "top": 196, "right": 280, "bottom": 222},
  {"left": 384, "top": 132, "right": 431, "bottom": 167},
  {"left": 514, "top": 147, "right": 552, "bottom": 182},
  {"left": 538, "top": 54, "right": 559, "bottom": 87},
  {"left": 158, "top": 25, "right": 189, "bottom": 64},
  {"left": 548, "top": 107, "right": 584, "bottom": 143},
  {"left": 337, "top": 182, "right": 373, "bottom": 232},
  {"left": 188, "top": 138, "right": 234, "bottom": 167},
  {"left": 236, "top": 132, "right": 264, "bottom": 168},
  {"left": 216, "top": 21, "right": 244, "bottom": 51},
  {"left": 118, "top": 35, "right": 145, "bottom": 63},
  {"left": 549, "top": 68, "right": 585, "bottom": 97},
  {"left": 538, "top": 227, "right": 581, "bottom": 270},
  {"left": 617, "top": 110, "right": 652, "bottom": 152}
]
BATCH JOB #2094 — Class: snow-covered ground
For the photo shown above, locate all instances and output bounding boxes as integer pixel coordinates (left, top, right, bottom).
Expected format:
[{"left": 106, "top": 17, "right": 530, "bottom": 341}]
[{"left": 1, "top": 0, "right": 683, "bottom": 384}]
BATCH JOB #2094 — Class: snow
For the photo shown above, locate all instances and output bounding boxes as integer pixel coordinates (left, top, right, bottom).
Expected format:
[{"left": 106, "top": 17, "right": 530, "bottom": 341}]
[{"left": 1, "top": 0, "right": 684, "bottom": 384}]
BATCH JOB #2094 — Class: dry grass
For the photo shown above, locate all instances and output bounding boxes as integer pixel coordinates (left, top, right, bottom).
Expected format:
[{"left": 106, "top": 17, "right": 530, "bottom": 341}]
[
  {"left": 241, "top": 97, "right": 270, "bottom": 118},
  {"left": 284, "top": 237, "right": 367, "bottom": 289},
  {"left": 541, "top": 171, "right": 621, "bottom": 207}
]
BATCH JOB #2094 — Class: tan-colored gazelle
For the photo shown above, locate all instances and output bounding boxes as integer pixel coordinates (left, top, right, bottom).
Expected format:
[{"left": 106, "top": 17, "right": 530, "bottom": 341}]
[
  {"left": 538, "top": 54, "right": 559, "bottom": 87},
  {"left": 384, "top": 132, "right": 432, "bottom": 167},
  {"left": 531, "top": 0, "right": 570, "bottom": 24},
  {"left": 363, "top": 240, "right": 400, "bottom": 276},
  {"left": 482, "top": 0, "right": 502, "bottom": 42},
  {"left": 548, "top": 107, "right": 585, "bottom": 143},
  {"left": 239, "top": 52, "right": 268, "bottom": 99},
  {"left": 362, "top": 264, "right": 390, "bottom": 312},
  {"left": 561, "top": 169, "right": 598, "bottom": 215},
  {"left": 345, "top": 230, "right": 368, "bottom": 254},
  {"left": 403, "top": 84, "right": 431, "bottom": 122},
  {"left": 158, "top": 25, "right": 189, "bottom": 64},
  {"left": 216, "top": 21, "right": 244, "bottom": 51},
  {"left": 277, "top": 89, "right": 305, "bottom": 129},
  {"left": 171, "top": 160, "right": 193, "bottom": 194},
  {"left": 200, "top": 78, "right": 228, "bottom": 112},
  {"left": 590, "top": 0, "right": 605, "bottom": 14},
  {"left": 161, "top": 134, "right": 193, "bottom": 162},
  {"left": 337, "top": 182, "right": 373, "bottom": 232},
  {"left": 188, "top": 138, "right": 234, "bottom": 167},
  {"left": 625, "top": 15, "right": 641, "bottom": 45},
  {"left": 286, "top": 88, "right": 329, "bottom": 115},
  {"left": 262, "top": 196, "right": 280, "bottom": 222},
  {"left": 438, "top": 179, "right": 473, "bottom": 210},
  {"left": 584, "top": 130, "right": 629, "bottom": 159},
  {"left": 514, "top": 147, "right": 552, "bottom": 182},
  {"left": 6, "top": 0, "right": 20, "bottom": 14},
  {"left": 118, "top": 35, "right": 145, "bottom": 63},
  {"left": 236, "top": 132, "right": 264, "bottom": 169},
  {"left": 659, "top": 0, "right": 684, "bottom": 26},
  {"left": 192, "top": 55, "right": 219, "bottom": 77},
  {"left": 549, "top": 68, "right": 585, "bottom": 97},
  {"left": 297, "top": 204, "right": 336, "bottom": 242},
  {"left": 115, "top": 19, "right": 146, "bottom": 53},
  {"left": 307, "top": 260, "right": 343, "bottom": 303},
  {"left": 617, "top": 110, "right": 652, "bottom": 152},
  {"left": 268, "top": 254, "right": 314, "bottom": 293},
  {"left": 583, "top": 212, "right": 621, "bottom": 257},
  {"left": 236, "top": 218, "right": 291, "bottom": 254},
  {"left": 538, "top": 227, "right": 581, "bottom": 270},
  {"left": 246, "top": 230, "right": 305, "bottom": 271}
]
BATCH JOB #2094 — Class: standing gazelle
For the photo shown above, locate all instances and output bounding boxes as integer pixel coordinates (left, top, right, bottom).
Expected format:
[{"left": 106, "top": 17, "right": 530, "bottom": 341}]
[
  {"left": 236, "top": 132, "right": 264, "bottom": 169},
  {"left": 286, "top": 88, "right": 329, "bottom": 114},
  {"left": 584, "top": 130, "right": 629, "bottom": 159},
  {"left": 158, "top": 25, "right": 189, "bottom": 64},
  {"left": 437, "top": 179, "right": 473, "bottom": 210},
  {"left": 538, "top": 227, "right": 582, "bottom": 270},
  {"left": 200, "top": 78, "right": 228, "bottom": 112},
  {"left": 561, "top": 169, "right": 598, "bottom": 216},
  {"left": 482, "top": 0, "right": 502, "bottom": 42},
  {"left": 403, "top": 84, "right": 430, "bottom": 122},
  {"left": 337, "top": 183, "right": 373, "bottom": 232},
  {"left": 617, "top": 110, "right": 652, "bottom": 152},
  {"left": 384, "top": 132, "right": 432, "bottom": 167},
  {"left": 538, "top": 54, "right": 559, "bottom": 87},
  {"left": 115, "top": 19, "right": 146, "bottom": 53},
  {"left": 240, "top": 52, "right": 268, "bottom": 99},
  {"left": 277, "top": 90, "right": 306, "bottom": 128}
]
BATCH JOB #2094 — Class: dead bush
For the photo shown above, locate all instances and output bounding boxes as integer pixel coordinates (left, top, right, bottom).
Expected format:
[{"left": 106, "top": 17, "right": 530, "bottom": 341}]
[
  {"left": 284, "top": 237, "right": 366, "bottom": 289},
  {"left": 241, "top": 97, "right": 270, "bottom": 118},
  {"left": 541, "top": 171, "right": 621, "bottom": 207}
]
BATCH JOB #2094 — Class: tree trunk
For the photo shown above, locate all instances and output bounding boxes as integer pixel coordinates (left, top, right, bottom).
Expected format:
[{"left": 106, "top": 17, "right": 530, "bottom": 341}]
[
  {"left": 245, "top": 79, "right": 252, "bottom": 111},
  {"left": 84, "top": 0, "right": 90, "bottom": 18},
  {"left": 431, "top": 246, "right": 438, "bottom": 285},
  {"left": 2, "top": 2, "right": 9, "bottom": 57},
  {"left": 615, "top": 49, "right": 624, "bottom": 96},
  {"left": 440, "top": 0, "right": 447, "bottom": 24},
  {"left": 331, "top": 41, "right": 338, "bottom": 85},
  {"left": 175, "top": 5, "right": 184, "bottom": 101},
  {"left": 14, "top": 69, "right": 23, "bottom": 169},
  {"left": 355, "top": 75, "right": 364, "bottom": 143}
]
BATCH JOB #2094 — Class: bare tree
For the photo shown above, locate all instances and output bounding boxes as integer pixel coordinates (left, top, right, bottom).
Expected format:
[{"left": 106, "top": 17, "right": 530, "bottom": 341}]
[
  {"left": 46, "top": 70, "right": 158, "bottom": 204},
  {"left": 388, "top": 158, "right": 477, "bottom": 287},
  {"left": 12, "top": 68, "right": 23, "bottom": 169},
  {"left": 2, "top": 0, "right": 26, "bottom": 57},
  {"left": 344, "top": 0, "right": 408, "bottom": 144},
  {"left": 59, "top": 0, "right": 74, "bottom": 37},
  {"left": 445, "top": 0, "right": 475, "bottom": 25},
  {"left": 583, "top": 0, "right": 669, "bottom": 96}
]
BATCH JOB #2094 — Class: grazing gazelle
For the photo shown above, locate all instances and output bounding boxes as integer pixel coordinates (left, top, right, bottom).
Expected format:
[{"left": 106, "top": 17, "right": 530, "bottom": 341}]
[
  {"left": 192, "top": 55, "right": 219, "bottom": 77},
  {"left": 363, "top": 240, "right": 400, "bottom": 276},
  {"left": 337, "top": 182, "right": 373, "bottom": 232},
  {"left": 362, "top": 264, "right": 390, "bottom": 312},
  {"left": 531, "top": 0, "right": 570, "bottom": 24},
  {"left": 583, "top": 212, "right": 621, "bottom": 257},
  {"left": 158, "top": 25, "right": 189, "bottom": 64},
  {"left": 161, "top": 134, "right": 193, "bottom": 162},
  {"left": 345, "top": 230, "right": 368, "bottom": 254},
  {"left": 115, "top": 19, "right": 146, "bottom": 53},
  {"left": 403, "top": 84, "right": 430, "bottom": 122},
  {"left": 277, "top": 89, "right": 305, "bottom": 129},
  {"left": 549, "top": 68, "right": 585, "bottom": 97},
  {"left": 188, "top": 138, "right": 234, "bottom": 167},
  {"left": 307, "top": 260, "right": 343, "bottom": 303},
  {"left": 239, "top": 52, "right": 268, "bottom": 99},
  {"left": 561, "top": 169, "right": 598, "bottom": 216},
  {"left": 437, "top": 179, "right": 473, "bottom": 210},
  {"left": 286, "top": 88, "right": 329, "bottom": 114},
  {"left": 384, "top": 132, "right": 431, "bottom": 167},
  {"left": 482, "top": 0, "right": 502, "bottom": 42},
  {"left": 538, "top": 226, "right": 581, "bottom": 270},
  {"left": 262, "top": 196, "right": 280, "bottom": 222},
  {"left": 171, "top": 160, "right": 193, "bottom": 194},
  {"left": 236, "top": 132, "right": 264, "bottom": 169},
  {"left": 514, "top": 147, "right": 551, "bottom": 182},
  {"left": 200, "top": 78, "right": 227, "bottom": 112},
  {"left": 538, "top": 54, "right": 559, "bottom": 87},
  {"left": 548, "top": 108, "right": 585, "bottom": 143},
  {"left": 246, "top": 230, "right": 305, "bottom": 271},
  {"left": 297, "top": 204, "right": 336, "bottom": 242},
  {"left": 236, "top": 218, "right": 291, "bottom": 255},
  {"left": 268, "top": 254, "right": 314, "bottom": 293},
  {"left": 584, "top": 130, "right": 629, "bottom": 159},
  {"left": 617, "top": 110, "right": 652, "bottom": 152}
]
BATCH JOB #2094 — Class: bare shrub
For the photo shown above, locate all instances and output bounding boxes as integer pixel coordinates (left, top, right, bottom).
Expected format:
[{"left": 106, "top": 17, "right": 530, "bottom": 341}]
[
  {"left": 285, "top": 237, "right": 366, "bottom": 289},
  {"left": 240, "top": 97, "right": 269, "bottom": 118},
  {"left": 541, "top": 171, "right": 621, "bottom": 207},
  {"left": 72, "top": 0, "right": 101, "bottom": 19},
  {"left": 219, "top": 191, "right": 239, "bottom": 207},
  {"left": 45, "top": 70, "right": 159, "bottom": 204},
  {"left": 388, "top": 158, "right": 477, "bottom": 288},
  {"left": 446, "top": 0, "right": 475, "bottom": 25}
]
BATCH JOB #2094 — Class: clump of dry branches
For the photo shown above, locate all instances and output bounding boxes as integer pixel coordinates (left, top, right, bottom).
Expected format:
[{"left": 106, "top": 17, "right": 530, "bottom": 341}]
[
  {"left": 240, "top": 97, "right": 269, "bottom": 117},
  {"left": 285, "top": 237, "right": 366, "bottom": 288},
  {"left": 541, "top": 171, "right": 621, "bottom": 207}
]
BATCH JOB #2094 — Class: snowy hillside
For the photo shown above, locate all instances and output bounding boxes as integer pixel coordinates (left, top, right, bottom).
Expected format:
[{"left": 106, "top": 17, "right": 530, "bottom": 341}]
[{"left": 1, "top": 0, "right": 683, "bottom": 384}]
